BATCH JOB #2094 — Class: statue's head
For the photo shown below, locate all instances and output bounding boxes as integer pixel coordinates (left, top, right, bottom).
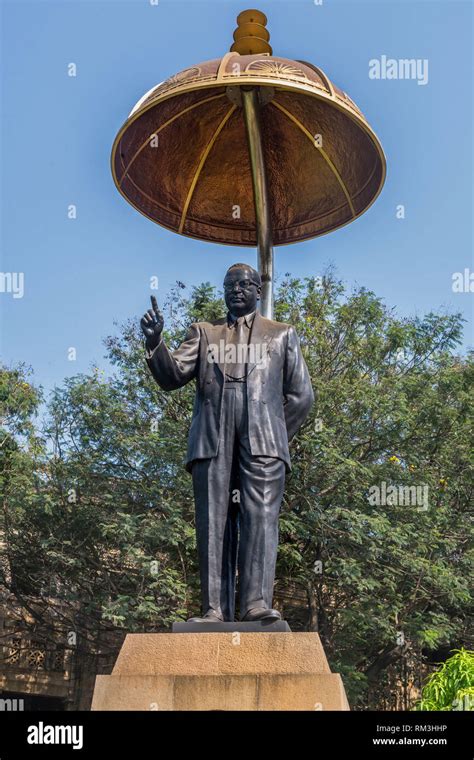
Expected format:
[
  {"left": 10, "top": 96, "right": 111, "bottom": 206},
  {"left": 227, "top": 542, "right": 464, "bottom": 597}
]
[{"left": 224, "top": 263, "right": 262, "bottom": 317}]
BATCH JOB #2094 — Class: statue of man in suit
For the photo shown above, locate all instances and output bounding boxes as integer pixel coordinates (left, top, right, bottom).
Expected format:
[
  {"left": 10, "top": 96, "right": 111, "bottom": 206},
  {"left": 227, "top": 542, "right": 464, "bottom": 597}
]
[{"left": 141, "top": 263, "right": 314, "bottom": 623}]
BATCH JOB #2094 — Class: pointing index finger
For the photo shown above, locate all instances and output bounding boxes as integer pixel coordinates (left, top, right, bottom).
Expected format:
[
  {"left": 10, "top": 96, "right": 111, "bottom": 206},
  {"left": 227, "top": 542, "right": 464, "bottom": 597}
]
[{"left": 150, "top": 295, "right": 159, "bottom": 313}]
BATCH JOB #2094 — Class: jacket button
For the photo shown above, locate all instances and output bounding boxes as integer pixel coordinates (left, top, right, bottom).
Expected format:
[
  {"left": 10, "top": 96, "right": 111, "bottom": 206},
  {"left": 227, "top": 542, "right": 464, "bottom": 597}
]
[
  {"left": 205, "top": 399, "right": 210, "bottom": 405},
  {"left": 206, "top": 380, "right": 212, "bottom": 384}
]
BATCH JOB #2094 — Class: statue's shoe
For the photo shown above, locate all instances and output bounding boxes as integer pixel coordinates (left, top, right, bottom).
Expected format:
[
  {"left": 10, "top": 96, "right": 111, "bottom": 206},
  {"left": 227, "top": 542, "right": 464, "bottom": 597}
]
[
  {"left": 241, "top": 607, "right": 281, "bottom": 622},
  {"left": 187, "top": 609, "right": 224, "bottom": 623}
]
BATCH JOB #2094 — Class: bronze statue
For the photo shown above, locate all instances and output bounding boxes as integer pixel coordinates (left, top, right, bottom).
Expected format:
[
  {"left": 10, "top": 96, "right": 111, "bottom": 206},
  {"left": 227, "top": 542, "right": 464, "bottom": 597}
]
[{"left": 141, "top": 263, "right": 313, "bottom": 623}]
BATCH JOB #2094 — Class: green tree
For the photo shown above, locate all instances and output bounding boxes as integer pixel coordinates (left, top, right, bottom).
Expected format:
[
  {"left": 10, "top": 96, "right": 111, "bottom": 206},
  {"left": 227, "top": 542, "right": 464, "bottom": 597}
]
[
  {"left": 1, "top": 273, "right": 472, "bottom": 709},
  {"left": 0, "top": 283, "right": 223, "bottom": 656},
  {"left": 0, "top": 364, "right": 44, "bottom": 597},
  {"left": 415, "top": 648, "right": 474, "bottom": 710},
  {"left": 273, "top": 271, "right": 473, "bottom": 708}
]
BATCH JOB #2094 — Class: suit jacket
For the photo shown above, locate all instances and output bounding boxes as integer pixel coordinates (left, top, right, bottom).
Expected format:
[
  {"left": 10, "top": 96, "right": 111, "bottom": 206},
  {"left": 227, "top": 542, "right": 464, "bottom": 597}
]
[{"left": 146, "top": 311, "right": 314, "bottom": 472}]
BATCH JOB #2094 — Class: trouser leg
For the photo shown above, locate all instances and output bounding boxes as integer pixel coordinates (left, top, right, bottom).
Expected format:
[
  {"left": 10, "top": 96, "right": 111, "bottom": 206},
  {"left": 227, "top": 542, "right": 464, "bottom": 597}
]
[
  {"left": 191, "top": 388, "right": 238, "bottom": 621},
  {"left": 232, "top": 385, "right": 286, "bottom": 616},
  {"left": 237, "top": 452, "right": 285, "bottom": 614}
]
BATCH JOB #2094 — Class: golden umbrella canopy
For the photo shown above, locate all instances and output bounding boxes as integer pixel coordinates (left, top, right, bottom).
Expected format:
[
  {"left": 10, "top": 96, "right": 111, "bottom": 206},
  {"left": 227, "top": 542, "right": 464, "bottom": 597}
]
[{"left": 111, "top": 9, "right": 386, "bottom": 315}]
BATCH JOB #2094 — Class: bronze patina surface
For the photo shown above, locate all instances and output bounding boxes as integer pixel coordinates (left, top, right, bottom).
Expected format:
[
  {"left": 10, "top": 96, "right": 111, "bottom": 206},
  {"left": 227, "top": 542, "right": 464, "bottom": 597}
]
[{"left": 112, "top": 52, "right": 386, "bottom": 247}]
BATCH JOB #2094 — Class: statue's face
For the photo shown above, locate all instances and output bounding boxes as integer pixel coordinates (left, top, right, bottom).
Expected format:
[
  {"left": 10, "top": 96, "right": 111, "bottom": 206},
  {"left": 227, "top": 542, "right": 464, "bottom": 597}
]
[{"left": 224, "top": 266, "right": 261, "bottom": 316}]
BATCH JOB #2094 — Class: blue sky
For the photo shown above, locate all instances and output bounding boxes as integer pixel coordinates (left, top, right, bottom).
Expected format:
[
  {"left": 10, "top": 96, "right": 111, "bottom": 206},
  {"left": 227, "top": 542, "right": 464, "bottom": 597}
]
[{"left": 1, "top": 0, "right": 472, "bottom": 396}]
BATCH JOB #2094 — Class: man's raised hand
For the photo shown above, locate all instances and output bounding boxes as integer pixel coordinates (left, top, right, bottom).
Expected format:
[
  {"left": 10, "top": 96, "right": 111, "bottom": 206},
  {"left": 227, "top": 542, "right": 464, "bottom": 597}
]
[{"left": 140, "top": 295, "right": 164, "bottom": 351}]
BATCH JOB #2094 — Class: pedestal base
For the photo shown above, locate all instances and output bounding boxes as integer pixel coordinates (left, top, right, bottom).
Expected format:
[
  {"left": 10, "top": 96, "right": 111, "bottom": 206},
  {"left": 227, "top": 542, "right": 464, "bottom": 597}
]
[{"left": 91, "top": 632, "right": 349, "bottom": 711}]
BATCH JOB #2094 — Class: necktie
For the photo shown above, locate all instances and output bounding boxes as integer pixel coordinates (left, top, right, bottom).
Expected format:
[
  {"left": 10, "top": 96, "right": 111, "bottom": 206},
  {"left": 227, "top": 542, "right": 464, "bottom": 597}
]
[{"left": 226, "top": 317, "right": 247, "bottom": 380}]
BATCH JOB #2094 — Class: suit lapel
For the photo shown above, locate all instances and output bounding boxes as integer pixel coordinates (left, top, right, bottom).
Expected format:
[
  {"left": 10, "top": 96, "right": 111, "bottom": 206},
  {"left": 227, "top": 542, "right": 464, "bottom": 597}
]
[
  {"left": 247, "top": 311, "right": 274, "bottom": 376},
  {"left": 202, "top": 318, "right": 227, "bottom": 379}
]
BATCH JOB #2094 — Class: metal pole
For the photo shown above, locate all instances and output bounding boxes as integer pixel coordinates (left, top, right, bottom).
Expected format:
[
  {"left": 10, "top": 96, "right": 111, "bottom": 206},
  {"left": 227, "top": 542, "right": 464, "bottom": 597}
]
[{"left": 241, "top": 87, "right": 274, "bottom": 319}]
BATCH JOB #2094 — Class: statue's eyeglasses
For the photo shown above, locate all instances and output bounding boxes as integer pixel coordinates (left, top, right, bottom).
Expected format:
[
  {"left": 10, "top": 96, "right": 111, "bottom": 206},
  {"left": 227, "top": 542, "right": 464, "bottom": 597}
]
[{"left": 224, "top": 279, "right": 259, "bottom": 292}]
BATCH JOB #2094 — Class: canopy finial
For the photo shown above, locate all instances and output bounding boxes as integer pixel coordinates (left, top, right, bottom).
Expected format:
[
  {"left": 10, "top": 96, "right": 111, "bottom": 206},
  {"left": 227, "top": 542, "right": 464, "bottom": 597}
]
[{"left": 230, "top": 9, "right": 272, "bottom": 56}]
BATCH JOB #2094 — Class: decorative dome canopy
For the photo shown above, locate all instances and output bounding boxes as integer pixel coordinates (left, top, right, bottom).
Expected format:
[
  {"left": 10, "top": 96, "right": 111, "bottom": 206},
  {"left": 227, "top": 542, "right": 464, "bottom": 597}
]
[{"left": 111, "top": 17, "right": 385, "bottom": 247}]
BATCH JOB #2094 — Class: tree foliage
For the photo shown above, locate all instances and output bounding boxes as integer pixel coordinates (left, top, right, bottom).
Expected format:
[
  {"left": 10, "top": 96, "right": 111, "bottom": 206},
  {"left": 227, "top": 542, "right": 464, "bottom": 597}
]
[
  {"left": 415, "top": 649, "right": 474, "bottom": 710},
  {"left": 1, "top": 272, "right": 472, "bottom": 708}
]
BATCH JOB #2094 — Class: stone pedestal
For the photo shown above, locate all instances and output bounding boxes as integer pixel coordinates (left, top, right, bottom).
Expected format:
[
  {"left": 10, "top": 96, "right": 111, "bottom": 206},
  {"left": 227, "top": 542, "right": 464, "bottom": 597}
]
[{"left": 92, "top": 631, "right": 349, "bottom": 711}]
